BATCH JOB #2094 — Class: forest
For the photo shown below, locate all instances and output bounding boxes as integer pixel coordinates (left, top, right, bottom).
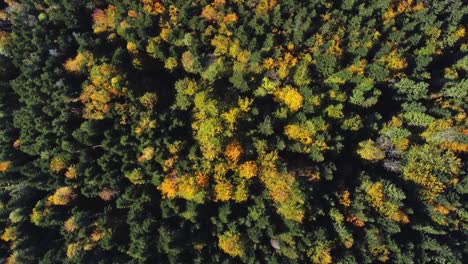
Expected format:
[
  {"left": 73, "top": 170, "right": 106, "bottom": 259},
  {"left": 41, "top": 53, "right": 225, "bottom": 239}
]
[{"left": 0, "top": 0, "right": 467, "bottom": 263}]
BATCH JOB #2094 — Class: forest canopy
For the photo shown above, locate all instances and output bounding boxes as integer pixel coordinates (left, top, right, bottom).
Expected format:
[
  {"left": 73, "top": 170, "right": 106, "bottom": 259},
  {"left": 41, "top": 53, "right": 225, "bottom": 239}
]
[{"left": 0, "top": 0, "right": 467, "bottom": 263}]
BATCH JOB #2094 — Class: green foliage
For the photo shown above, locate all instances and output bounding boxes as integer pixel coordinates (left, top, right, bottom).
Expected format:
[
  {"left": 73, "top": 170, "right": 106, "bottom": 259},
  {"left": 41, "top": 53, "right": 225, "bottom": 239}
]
[{"left": 0, "top": 0, "right": 467, "bottom": 263}]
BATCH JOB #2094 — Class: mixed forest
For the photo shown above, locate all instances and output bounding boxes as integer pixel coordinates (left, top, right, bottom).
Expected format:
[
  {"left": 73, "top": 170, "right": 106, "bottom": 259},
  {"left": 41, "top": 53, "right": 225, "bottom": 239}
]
[{"left": 0, "top": 0, "right": 467, "bottom": 263}]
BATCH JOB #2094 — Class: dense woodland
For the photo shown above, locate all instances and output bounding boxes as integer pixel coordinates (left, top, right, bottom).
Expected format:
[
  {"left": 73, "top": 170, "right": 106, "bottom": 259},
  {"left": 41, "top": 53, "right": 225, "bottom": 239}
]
[{"left": 0, "top": 0, "right": 467, "bottom": 263}]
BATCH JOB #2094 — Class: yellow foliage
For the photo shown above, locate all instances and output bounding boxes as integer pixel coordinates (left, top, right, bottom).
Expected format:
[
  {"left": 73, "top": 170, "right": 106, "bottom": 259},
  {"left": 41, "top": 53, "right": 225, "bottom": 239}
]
[
  {"left": 274, "top": 85, "right": 303, "bottom": 112},
  {"left": 91, "top": 228, "right": 106, "bottom": 242},
  {"left": 218, "top": 231, "right": 244, "bottom": 257},
  {"left": 238, "top": 97, "right": 253, "bottom": 112},
  {"left": 138, "top": 147, "right": 155, "bottom": 163},
  {"left": 5, "top": 253, "right": 17, "bottom": 264},
  {"left": 381, "top": 49, "right": 407, "bottom": 71},
  {"left": 307, "top": 242, "right": 332, "bottom": 264},
  {"left": 160, "top": 22, "right": 171, "bottom": 42},
  {"left": 369, "top": 245, "right": 390, "bottom": 262},
  {"left": 126, "top": 42, "right": 138, "bottom": 53},
  {"left": 159, "top": 177, "right": 178, "bottom": 198},
  {"left": 66, "top": 243, "right": 80, "bottom": 258},
  {"left": 284, "top": 124, "right": 313, "bottom": 145},
  {"left": 256, "top": 0, "right": 277, "bottom": 15},
  {"left": 453, "top": 26, "right": 466, "bottom": 39},
  {"left": 141, "top": 0, "right": 165, "bottom": 14},
  {"left": 1, "top": 227, "right": 16, "bottom": 242},
  {"left": 64, "top": 217, "right": 77, "bottom": 233},
  {"left": 201, "top": 5, "right": 223, "bottom": 22},
  {"left": 238, "top": 161, "right": 257, "bottom": 179},
  {"left": 64, "top": 51, "right": 93, "bottom": 73},
  {"left": 48, "top": 187, "right": 76, "bottom": 206},
  {"left": 214, "top": 180, "right": 233, "bottom": 202},
  {"left": 211, "top": 34, "right": 230, "bottom": 56},
  {"left": 0, "top": 161, "right": 11, "bottom": 172},
  {"left": 234, "top": 181, "right": 249, "bottom": 202},
  {"left": 65, "top": 166, "right": 77, "bottom": 179},
  {"left": 357, "top": 140, "right": 385, "bottom": 161},
  {"left": 50, "top": 157, "right": 66, "bottom": 173},
  {"left": 339, "top": 190, "right": 351, "bottom": 207},
  {"left": 366, "top": 182, "right": 384, "bottom": 208},
  {"left": 168, "top": 5, "right": 178, "bottom": 24},
  {"left": 92, "top": 5, "right": 116, "bottom": 33}
]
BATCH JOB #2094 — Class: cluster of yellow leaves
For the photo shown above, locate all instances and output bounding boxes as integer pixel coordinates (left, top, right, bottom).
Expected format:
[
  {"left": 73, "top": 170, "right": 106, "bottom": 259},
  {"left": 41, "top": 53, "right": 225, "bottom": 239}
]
[
  {"left": 47, "top": 187, "right": 76, "bottom": 206},
  {"left": 159, "top": 176, "right": 178, "bottom": 198},
  {"left": 274, "top": 85, "right": 303, "bottom": 112},
  {"left": 307, "top": 242, "right": 332, "bottom": 264},
  {"left": 269, "top": 53, "right": 298, "bottom": 79},
  {"left": 347, "top": 59, "right": 367, "bottom": 75},
  {"left": 138, "top": 147, "right": 155, "bottom": 163},
  {"left": 365, "top": 182, "right": 409, "bottom": 223},
  {"left": 383, "top": 0, "right": 424, "bottom": 24},
  {"left": 327, "top": 34, "right": 343, "bottom": 56},
  {"left": 284, "top": 124, "right": 313, "bottom": 145},
  {"left": 214, "top": 180, "right": 234, "bottom": 202},
  {"left": 64, "top": 51, "right": 93, "bottom": 73},
  {"left": 255, "top": 0, "right": 277, "bottom": 15},
  {"left": 357, "top": 140, "right": 385, "bottom": 161},
  {"left": 159, "top": 174, "right": 206, "bottom": 203},
  {"left": 50, "top": 157, "right": 66, "bottom": 173},
  {"left": 66, "top": 243, "right": 80, "bottom": 258},
  {"left": 80, "top": 64, "right": 124, "bottom": 120},
  {"left": 369, "top": 244, "right": 390, "bottom": 263},
  {"left": 218, "top": 231, "right": 244, "bottom": 257},
  {"left": 256, "top": 149, "right": 304, "bottom": 222},
  {"left": 92, "top": 5, "right": 116, "bottom": 34},
  {"left": 1, "top": 227, "right": 16, "bottom": 242},
  {"left": 141, "top": 0, "right": 165, "bottom": 15},
  {"left": 64, "top": 217, "right": 77, "bottom": 233},
  {"left": 90, "top": 228, "right": 106, "bottom": 242},
  {"left": 65, "top": 166, "right": 77, "bottom": 179},
  {"left": 422, "top": 119, "right": 468, "bottom": 153},
  {"left": 201, "top": 4, "right": 223, "bottom": 22},
  {"left": 380, "top": 49, "right": 408, "bottom": 71},
  {"left": 192, "top": 91, "right": 223, "bottom": 161},
  {"left": 238, "top": 161, "right": 257, "bottom": 179},
  {"left": 134, "top": 113, "right": 157, "bottom": 135},
  {"left": 125, "top": 169, "right": 145, "bottom": 184},
  {"left": 402, "top": 146, "right": 461, "bottom": 201},
  {"left": 139, "top": 92, "right": 158, "bottom": 110},
  {"left": 0, "top": 161, "right": 11, "bottom": 172}
]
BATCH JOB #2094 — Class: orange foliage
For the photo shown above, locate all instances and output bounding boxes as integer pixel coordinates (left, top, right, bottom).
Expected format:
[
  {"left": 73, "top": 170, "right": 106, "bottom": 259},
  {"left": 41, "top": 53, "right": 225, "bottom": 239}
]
[
  {"left": 64, "top": 217, "right": 77, "bottom": 232},
  {"left": 223, "top": 13, "right": 238, "bottom": 23},
  {"left": 339, "top": 190, "right": 351, "bottom": 207},
  {"left": 0, "top": 161, "right": 11, "bottom": 172},
  {"left": 346, "top": 214, "right": 365, "bottom": 227},
  {"left": 159, "top": 176, "right": 178, "bottom": 198},
  {"left": 92, "top": 5, "right": 116, "bottom": 34},
  {"left": 99, "top": 188, "right": 118, "bottom": 201},
  {"left": 224, "top": 140, "right": 242, "bottom": 163}
]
